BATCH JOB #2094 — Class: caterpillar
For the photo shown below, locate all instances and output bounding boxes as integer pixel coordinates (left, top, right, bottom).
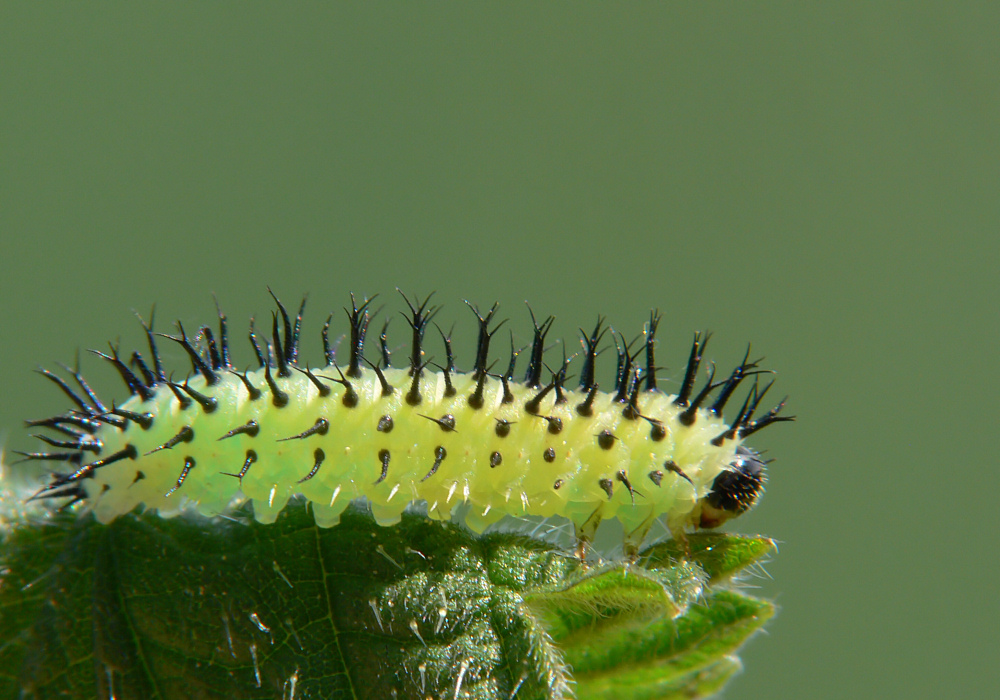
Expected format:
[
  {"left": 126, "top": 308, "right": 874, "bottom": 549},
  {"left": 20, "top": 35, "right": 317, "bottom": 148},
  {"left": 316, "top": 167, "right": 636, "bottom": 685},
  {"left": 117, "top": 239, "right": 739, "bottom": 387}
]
[{"left": 18, "top": 291, "right": 792, "bottom": 557}]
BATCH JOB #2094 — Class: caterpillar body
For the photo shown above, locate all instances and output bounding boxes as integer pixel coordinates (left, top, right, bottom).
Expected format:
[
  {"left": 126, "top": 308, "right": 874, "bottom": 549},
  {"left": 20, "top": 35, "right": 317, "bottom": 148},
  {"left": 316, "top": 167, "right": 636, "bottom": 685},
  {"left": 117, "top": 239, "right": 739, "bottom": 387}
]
[{"left": 20, "top": 292, "right": 792, "bottom": 556}]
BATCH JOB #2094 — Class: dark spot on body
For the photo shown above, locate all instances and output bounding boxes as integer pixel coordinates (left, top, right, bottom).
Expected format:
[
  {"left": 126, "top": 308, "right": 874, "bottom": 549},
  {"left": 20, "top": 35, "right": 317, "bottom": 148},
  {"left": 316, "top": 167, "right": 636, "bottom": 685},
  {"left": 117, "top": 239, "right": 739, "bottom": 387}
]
[
  {"left": 597, "top": 430, "right": 616, "bottom": 450},
  {"left": 599, "top": 478, "right": 614, "bottom": 499}
]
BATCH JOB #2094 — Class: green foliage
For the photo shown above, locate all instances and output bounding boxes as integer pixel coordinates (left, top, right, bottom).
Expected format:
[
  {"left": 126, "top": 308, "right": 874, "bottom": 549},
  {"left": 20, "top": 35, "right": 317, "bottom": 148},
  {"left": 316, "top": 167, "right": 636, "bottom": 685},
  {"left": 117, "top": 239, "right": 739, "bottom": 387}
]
[{"left": 0, "top": 503, "right": 774, "bottom": 699}]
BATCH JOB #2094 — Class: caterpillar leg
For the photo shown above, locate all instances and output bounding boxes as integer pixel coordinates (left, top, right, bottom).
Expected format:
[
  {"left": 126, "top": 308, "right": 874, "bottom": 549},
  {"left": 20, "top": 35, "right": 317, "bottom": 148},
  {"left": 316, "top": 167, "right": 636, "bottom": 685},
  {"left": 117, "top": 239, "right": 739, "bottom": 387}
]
[
  {"left": 623, "top": 513, "right": 657, "bottom": 562},
  {"left": 667, "top": 520, "right": 692, "bottom": 561},
  {"left": 573, "top": 505, "right": 604, "bottom": 561}
]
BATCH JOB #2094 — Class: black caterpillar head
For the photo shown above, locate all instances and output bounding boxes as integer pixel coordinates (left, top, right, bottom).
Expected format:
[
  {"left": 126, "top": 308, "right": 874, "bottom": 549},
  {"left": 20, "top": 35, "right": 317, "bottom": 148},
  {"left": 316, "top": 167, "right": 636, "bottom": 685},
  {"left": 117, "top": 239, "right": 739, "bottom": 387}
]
[{"left": 698, "top": 445, "right": 768, "bottom": 529}]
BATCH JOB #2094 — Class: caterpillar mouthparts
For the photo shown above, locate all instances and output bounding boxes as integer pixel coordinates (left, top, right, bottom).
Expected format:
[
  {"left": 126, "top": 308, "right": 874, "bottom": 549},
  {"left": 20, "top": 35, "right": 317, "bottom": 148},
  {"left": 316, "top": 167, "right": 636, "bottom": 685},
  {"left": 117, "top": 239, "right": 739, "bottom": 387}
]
[{"left": 17, "top": 290, "right": 792, "bottom": 557}]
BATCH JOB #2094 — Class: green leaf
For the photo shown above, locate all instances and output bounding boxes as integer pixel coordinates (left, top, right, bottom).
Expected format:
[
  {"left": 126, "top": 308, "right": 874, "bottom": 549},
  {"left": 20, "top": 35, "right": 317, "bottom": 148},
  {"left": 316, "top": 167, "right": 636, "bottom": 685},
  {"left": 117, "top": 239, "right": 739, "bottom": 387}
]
[
  {"left": 642, "top": 532, "right": 776, "bottom": 585},
  {"left": 0, "top": 502, "right": 775, "bottom": 699},
  {"left": 567, "top": 590, "right": 774, "bottom": 699}
]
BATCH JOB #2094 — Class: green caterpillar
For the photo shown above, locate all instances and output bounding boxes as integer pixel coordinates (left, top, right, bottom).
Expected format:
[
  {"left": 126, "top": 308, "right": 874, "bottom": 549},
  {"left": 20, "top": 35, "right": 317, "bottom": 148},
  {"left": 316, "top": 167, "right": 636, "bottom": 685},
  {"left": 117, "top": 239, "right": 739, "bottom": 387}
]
[{"left": 21, "top": 291, "right": 792, "bottom": 556}]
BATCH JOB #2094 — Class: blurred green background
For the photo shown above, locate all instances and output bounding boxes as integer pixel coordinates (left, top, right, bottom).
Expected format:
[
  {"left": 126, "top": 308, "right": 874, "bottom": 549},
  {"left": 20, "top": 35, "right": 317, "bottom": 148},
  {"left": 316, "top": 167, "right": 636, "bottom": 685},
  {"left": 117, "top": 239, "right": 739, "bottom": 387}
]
[{"left": 1, "top": 4, "right": 996, "bottom": 698}]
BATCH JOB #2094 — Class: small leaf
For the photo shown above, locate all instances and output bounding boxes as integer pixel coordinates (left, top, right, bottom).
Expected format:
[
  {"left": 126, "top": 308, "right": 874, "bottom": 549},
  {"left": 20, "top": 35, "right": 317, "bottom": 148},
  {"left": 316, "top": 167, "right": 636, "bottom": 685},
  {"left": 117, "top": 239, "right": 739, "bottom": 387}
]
[
  {"left": 524, "top": 562, "right": 705, "bottom": 642},
  {"left": 646, "top": 531, "right": 776, "bottom": 584},
  {"left": 568, "top": 590, "right": 775, "bottom": 700}
]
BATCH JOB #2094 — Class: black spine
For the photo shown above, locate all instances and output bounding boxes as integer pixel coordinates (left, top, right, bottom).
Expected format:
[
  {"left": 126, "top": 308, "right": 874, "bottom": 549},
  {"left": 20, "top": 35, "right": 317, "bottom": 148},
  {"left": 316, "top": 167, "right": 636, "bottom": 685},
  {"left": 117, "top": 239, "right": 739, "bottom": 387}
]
[
  {"left": 344, "top": 293, "right": 376, "bottom": 378},
  {"left": 297, "top": 448, "right": 326, "bottom": 483},
  {"left": 280, "top": 418, "right": 330, "bottom": 442},
  {"left": 318, "top": 365, "right": 359, "bottom": 407},
  {"left": 711, "top": 380, "right": 758, "bottom": 446},
  {"left": 289, "top": 296, "right": 307, "bottom": 366},
  {"left": 294, "top": 366, "right": 332, "bottom": 397},
  {"left": 25, "top": 415, "right": 100, "bottom": 435},
  {"left": 221, "top": 450, "right": 257, "bottom": 483},
  {"left": 136, "top": 308, "right": 166, "bottom": 382},
  {"left": 214, "top": 295, "right": 231, "bottom": 369},
  {"left": 91, "top": 346, "right": 156, "bottom": 401},
  {"left": 14, "top": 450, "right": 83, "bottom": 465},
  {"left": 612, "top": 333, "right": 640, "bottom": 404},
  {"left": 498, "top": 372, "right": 515, "bottom": 404},
  {"left": 146, "top": 426, "right": 194, "bottom": 455},
  {"left": 178, "top": 382, "right": 217, "bottom": 413},
  {"left": 740, "top": 398, "right": 794, "bottom": 438},
  {"left": 525, "top": 381, "right": 554, "bottom": 415},
  {"left": 665, "top": 460, "right": 693, "bottom": 485},
  {"left": 109, "top": 406, "right": 154, "bottom": 430},
  {"left": 322, "top": 314, "right": 336, "bottom": 366},
  {"left": 62, "top": 355, "right": 108, "bottom": 413},
  {"left": 268, "top": 288, "right": 297, "bottom": 369},
  {"left": 678, "top": 363, "right": 718, "bottom": 426},
  {"left": 164, "top": 380, "right": 193, "bottom": 409},
  {"left": 165, "top": 456, "right": 196, "bottom": 497},
  {"left": 621, "top": 366, "right": 643, "bottom": 419},
  {"left": 231, "top": 369, "right": 262, "bottom": 401},
  {"left": 504, "top": 331, "right": 522, "bottom": 382},
  {"left": 218, "top": 420, "right": 260, "bottom": 441},
  {"left": 200, "top": 326, "right": 221, "bottom": 370},
  {"left": 616, "top": 470, "right": 636, "bottom": 505},
  {"left": 27, "top": 483, "right": 88, "bottom": 508},
  {"left": 578, "top": 318, "right": 606, "bottom": 391},
  {"left": 379, "top": 319, "right": 392, "bottom": 368},
  {"left": 406, "top": 359, "right": 431, "bottom": 406},
  {"left": 161, "top": 323, "right": 219, "bottom": 386},
  {"left": 130, "top": 351, "right": 156, "bottom": 387},
  {"left": 419, "top": 446, "right": 447, "bottom": 482},
  {"left": 56, "top": 444, "right": 138, "bottom": 485},
  {"left": 31, "top": 433, "right": 101, "bottom": 453},
  {"left": 37, "top": 368, "right": 96, "bottom": 416},
  {"left": 363, "top": 358, "right": 395, "bottom": 397},
  {"left": 435, "top": 324, "right": 456, "bottom": 397},
  {"left": 644, "top": 310, "right": 661, "bottom": 391},
  {"left": 710, "top": 345, "right": 762, "bottom": 416},
  {"left": 263, "top": 363, "right": 289, "bottom": 407},
  {"left": 467, "top": 363, "right": 495, "bottom": 409},
  {"left": 467, "top": 301, "right": 504, "bottom": 380},
  {"left": 552, "top": 351, "right": 572, "bottom": 405},
  {"left": 399, "top": 290, "right": 438, "bottom": 376},
  {"left": 576, "top": 384, "right": 599, "bottom": 416},
  {"left": 375, "top": 449, "right": 391, "bottom": 484},
  {"left": 271, "top": 312, "right": 290, "bottom": 378},
  {"left": 674, "top": 331, "right": 710, "bottom": 407},
  {"left": 740, "top": 378, "right": 774, "bottom": 428},
  {"left": 523, "top": 305, "right": 554, "bottom": 389},
  {"left": 248, "top": 317, "right": 266, "bottom": 368}
]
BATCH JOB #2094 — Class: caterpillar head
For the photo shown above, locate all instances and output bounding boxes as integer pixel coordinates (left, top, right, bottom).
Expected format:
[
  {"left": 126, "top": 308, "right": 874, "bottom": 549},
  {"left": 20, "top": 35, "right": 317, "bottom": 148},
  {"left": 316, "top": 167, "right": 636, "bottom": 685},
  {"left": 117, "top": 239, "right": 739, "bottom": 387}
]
[{"left": 697, "top": 445, "right": 768, "bottom": 529}]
